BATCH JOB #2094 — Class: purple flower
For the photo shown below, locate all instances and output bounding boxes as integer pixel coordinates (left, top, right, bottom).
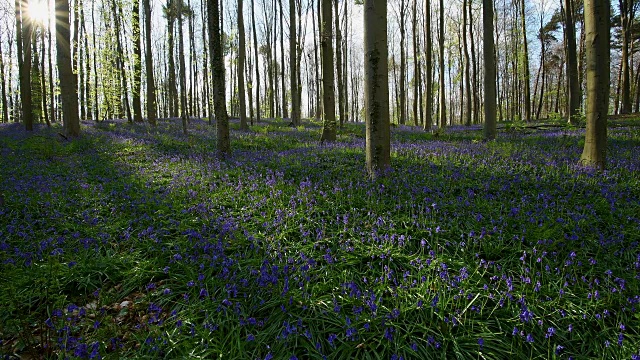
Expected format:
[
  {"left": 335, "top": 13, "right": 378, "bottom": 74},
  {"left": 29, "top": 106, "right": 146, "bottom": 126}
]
[
  {"left": 555, "top": 345, "right": 564, "bottom": 355},
  {"left": 247, "top": 334, "right": 255, "bottom": 341},
  {"left": 526, "top": 333, "right": 534, "bottom": 343},
  {"left": 478, "top": 337, "right": 484, "bottom": 349}
]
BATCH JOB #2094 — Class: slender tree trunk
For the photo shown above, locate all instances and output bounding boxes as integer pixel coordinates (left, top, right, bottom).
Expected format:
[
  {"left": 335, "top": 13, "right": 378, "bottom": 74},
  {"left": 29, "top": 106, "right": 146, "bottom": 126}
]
[
  {"left": 483, "top": 0, "right": 496, "bottom": 140},
  {"left": 289, "top": 0, "right": 300, "bottom": 126},
  {"left": 132, "top": 0, "right": 143, "bottom": 122},
  {"left": 167, "top": 3, "right": 178, "bottom": 117},
  {"left": 580, "top": 0, "right": 609, "bottom": 170},
  {"left": 334, "top": 0, "right": 345, "bottom": 128},
  {"left": 143, "top": 0, "right": 157, "bottom": 125},
  {"left": 564, "top": 0, "right": 580, "bottom": 123},
  {"left": 399, "top": 0, "right": 407, "bottom": 125},
  {"left": 364, "top": 0, "right": 390, "bottom": 176},
  {"left": 412, "top": 0, "right": 419, "bottom": 126},
  {"left": 40, "top": 27, "right": 50, "bottom": 126},
  {"left": 469, "top": 0, "right": 479, "bottom": 123},
  {"left": 463, "top": 0, "right": 471, "bottom": 126},
  {"left": 312, "top": 0, "right": 321, "bottom": 119},
  {"left": 178, "top": 1, "right": 188, "bottom": 134},
  {"left": 252, "top": 0, "right": 261, "bottom": 122},
  {"left": 424, "top": 0, "right": 432, "bottom": 130},
  {"left": 519, "top": 0, "right": 531, "bottom": 121},
  {"left": 438, "top": 0, "right": 446, "bottom": 128},
  {"left": 56, "top": 0, "right": 80, "bottom": 137},
  {"left": 319, "top": 0, "right": 336, "bottom": 141},
  {"left": 278, "top": 0, "right": 288, "bottom": 119},
  {"left": 112, "top": 0, "right": 132, "bottom": 121},
  {"left": 91, "top": 0, "right": 99, "bottom": 121},
  {"left": 619, "top": 0, "right": 633, "bottom": 114},
  {"left": 17, "top": 0, "right": 34, "bottom": 130},
  {"left": 208, "top": 0, "right": 230, "bottom": 155},
  {"left": 238, "top": 0, "right": 248, "bottom": 129},
  {"left": 0, "top": 38, "right": 8, "bottom": 123}
]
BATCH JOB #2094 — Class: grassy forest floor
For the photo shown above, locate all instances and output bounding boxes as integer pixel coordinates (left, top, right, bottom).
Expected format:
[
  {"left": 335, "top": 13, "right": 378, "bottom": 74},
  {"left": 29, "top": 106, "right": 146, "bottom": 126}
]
[{"left": 1, "top": 118, "right": 639, "bottom": 359}]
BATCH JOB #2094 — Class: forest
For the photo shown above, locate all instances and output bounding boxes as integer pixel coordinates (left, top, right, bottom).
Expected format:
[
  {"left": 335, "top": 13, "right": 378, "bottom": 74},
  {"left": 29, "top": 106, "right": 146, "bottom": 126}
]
[{"left": 1, "top": 0, "right": 640, "bottom": 358}]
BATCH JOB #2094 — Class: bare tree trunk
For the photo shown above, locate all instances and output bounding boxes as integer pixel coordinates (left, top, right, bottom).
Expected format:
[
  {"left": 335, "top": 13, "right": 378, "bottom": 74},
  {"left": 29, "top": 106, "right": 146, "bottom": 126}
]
[
  {"left": 412, "top": 0, "right": 420, "bottom": 126},
  {"left": 334, "top": 0, "right": 345, "bottom": 128},
  {"left": 178, "top": 0, "right": 188, "bottom": 134},
  {"left": 424, "top": 0, "right": 432, "bottom": 131},
  {"left": 278, "top": 0, "right": 288, "bottom": 119},
  {"left": 483, "top": 0, "right": 496, "bottom": 140},
  {"left": 238, "top": 0, "right": 248, "bottom": 129},
  {"left": 519, "top": 0, "right": 531, "bottom": 121},
  {"left": 112, "top": 0, "right": 132, "bottom": 121},
  {"left": 364, "top": 0, "right": 390, "bottom": 177},
  {"left": 208, "top": 0, "right": 230, "bottom": 155},
  {"left": 0, "top": 38, "right": 8, "bottom": 123},
  {"left": 167, "top": 1, "right": 178, "bottom": 117},
  {"left": 17, "top": 0, "right": 34, "bottom": 130},
  {"left": 143, "top": 0, "right": 157, "bottom": 126},
  {"left": 619, "top": 0, "right": 633, "bottom": 114},
  {"left": 463, "top": 0, "right": 471, "bottom": 126},
  {"left": 289, "top": 0, "right": 300, "bottom": 126},
  {"left": 40, "top": 27, "right": 50, "bottom": 126},
  {"left": 252, "top": 0, "right": 261, "bottom": 122},
  {"left": 319, "top": 0, "right": 336, "bottom": 142},
  {"left": 399, "top": 0, "right": 407, "bottom": 125},
  {"left": 132, "top": 0, "right": 143, "bottom": 122},
  {"left": 56, "top": 0, "right": 80, "bottom": 136},
  {"left": 438, "top": 0, "right": 446, "bottom": 128},
  {"left": 580, "top": 0, "right": 609, "bottom": 170},
  {"left": 564, "top": 0, "right": 580, "bottom": 123}
]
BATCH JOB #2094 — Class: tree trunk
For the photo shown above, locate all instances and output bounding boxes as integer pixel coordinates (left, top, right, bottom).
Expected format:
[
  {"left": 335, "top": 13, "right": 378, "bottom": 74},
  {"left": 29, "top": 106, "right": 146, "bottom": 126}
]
[
  {"left": 412, "top": 0, "right": 419, "bottom": 126},
  {"left": 132, "top": 0, "right": 143, "bottom": 122},
  {"left": 56, "top": 0, "right": 80, "bottom": 137},
  {"left": 17, "top": 0, "right": 33, "bottom": 130},
  {"left": 112, "top": 0, "right": 132, "bottom": 121},
  {"left": 364, "top": 0, "right": 390, "bottom": 177},
  {"left": 334, "top": 0, "right": 345, "bottom": 128},
  {"left": 143, "top": 0, "right": 157, "bottom": 126},
  {"left": 564, "top": 0, "right": 580, "bottom": 123},
  {"left": 208, "top": 0, "right": 230, "bottom": 156},
  {"left": 580, "top": 0, "right": 609, "bottom": 170},
  {"left": 619, "top": 0, "right": 633, "bottom": 114},
  {"left": 252, "top": 0, "right": 261, "bottom": 122},
  {"left": 178, "top": 0, "right": 188, "bottom": 134},
  {"left": 289, "top": 0, "right": 300, "bottom": 126},
  {"left": 238, "top": 0, "right": 248, "bottom": 129},
  {"left": 463, "top": 0, "right": 471, "bottom": 126},
  {"left": 519, "top": 0, "right": 531, "bottom": 121},
  {"left": 0, "top": 38, "right": 8, "bottom": 123},
  {"left": 424, "top": 0, "right": 432, "bottom": 131},
  {"left": 278, "top": 0, "right": 288, "bottom": 119},
  {"left": 167, "top": 2, "right": 178, "bottom": 117},
  {"left": 319, "top": 0, "right": 336, "bottom": 142},
  {"left": 438, "top": 0, "right": 446, "bottom": 128},
  {"left": 399, "top": 0, "right": 407, "bottom": 125},
  {"left": 483, "top": 0, "right": 496, "bottom": 140}
]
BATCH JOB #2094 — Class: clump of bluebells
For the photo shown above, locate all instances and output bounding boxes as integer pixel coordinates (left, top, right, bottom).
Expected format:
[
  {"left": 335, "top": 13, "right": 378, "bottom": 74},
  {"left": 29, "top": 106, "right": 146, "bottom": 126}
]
[{"left": 0, "top": 119, "right": 639, "bottom": 359}]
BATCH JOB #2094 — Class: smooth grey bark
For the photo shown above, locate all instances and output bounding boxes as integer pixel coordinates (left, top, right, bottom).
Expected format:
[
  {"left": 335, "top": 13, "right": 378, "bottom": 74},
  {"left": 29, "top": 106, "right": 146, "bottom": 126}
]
[
  {"left": 619, "top": 0, "right": 633, "bottom": 114},
  {"left": 319, "top": 0, "right": 336, "bottom": 141},
  {"left": 56, "top": 0, "right": 80, "bottom": 137},
  {"left": 143, "top": 0, "right": 157, "bottom": 126},
  {"left": 251, "top": 0, "right": 261, "bottom": 122},
  {"left": 438, "top": 0, "right": 445, "bottom": 128},
  {"left": 238, "top": 0, "right": 248, "bottom": 130},
  {"left": 463, "top": 0, "right": 471, "bottom": 126},
  {"left": 483, "top": 0, "right": 496, "bottom": 140},
  {"left": 133, "top": 0, "right": 143, "bottom": 122},
  {"left": 289, "top": 0, "right": 300, "bottom": 126},
  {"left": 564, "top": 0, "right": 580, "bottom": 123},
  {"left": 364, "top": 0, "right": 390, "bottom": 177},
  {"left": 208, "top": 0, "right": 230, "bottom": 156},
  {"left": 423, "top": 0, "right": 432, "bottom": 131},
  {"left": 580, "top": 0, "right": 609, "bottom": 170},
  {"left": 520, "top": 0, "right": 531, "bottom": 121},
  {"left": 334, "top": 0, "right": 344, "bottom": 128}
]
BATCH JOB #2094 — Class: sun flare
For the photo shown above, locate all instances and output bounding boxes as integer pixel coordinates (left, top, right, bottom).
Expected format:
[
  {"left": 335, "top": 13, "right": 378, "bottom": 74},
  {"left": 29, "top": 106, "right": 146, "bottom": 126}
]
[{"left": 28, "top": 0, "right": 50, "bottom": 24}]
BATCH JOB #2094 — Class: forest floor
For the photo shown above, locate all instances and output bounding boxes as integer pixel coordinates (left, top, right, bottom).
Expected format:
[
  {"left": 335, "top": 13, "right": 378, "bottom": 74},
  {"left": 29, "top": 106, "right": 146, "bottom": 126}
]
[{"left": 0, "top": 118, "right": 639, "bottom": 359}]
